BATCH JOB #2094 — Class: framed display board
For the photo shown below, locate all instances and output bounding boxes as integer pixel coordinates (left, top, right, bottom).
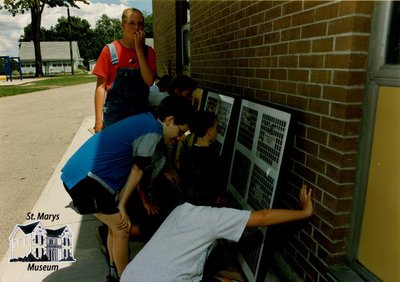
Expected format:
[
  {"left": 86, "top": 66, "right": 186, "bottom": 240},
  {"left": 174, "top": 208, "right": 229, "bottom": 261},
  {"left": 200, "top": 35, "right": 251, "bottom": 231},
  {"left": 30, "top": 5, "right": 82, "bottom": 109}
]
[
  {"left": 227, "top": 99, "right": 292, "bottom": 281},
  {"left": 192, "top": 88, "right": 205, "bottom": 111},
  {"left": 203, "top": 91, "right": 236, "bottom": 156}
]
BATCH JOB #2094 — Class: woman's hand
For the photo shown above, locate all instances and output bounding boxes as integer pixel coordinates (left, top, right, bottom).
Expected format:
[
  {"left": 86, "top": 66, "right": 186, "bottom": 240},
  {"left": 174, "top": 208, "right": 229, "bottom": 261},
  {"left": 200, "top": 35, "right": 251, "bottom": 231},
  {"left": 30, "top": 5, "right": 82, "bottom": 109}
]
[{"left": 133, "top": 30, "right": 146, "bottom": 52}]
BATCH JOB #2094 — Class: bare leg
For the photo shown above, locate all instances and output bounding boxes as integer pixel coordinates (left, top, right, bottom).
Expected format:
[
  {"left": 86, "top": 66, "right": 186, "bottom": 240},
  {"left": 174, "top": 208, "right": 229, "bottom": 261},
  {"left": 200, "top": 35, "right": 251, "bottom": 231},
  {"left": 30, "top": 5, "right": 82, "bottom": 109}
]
[
  {"left": 94, "top": 212, "right": 130, "bottom": 276},
  {"left": 108, "top": 227, "right": 114, "bottom": 265},
  {"left": 130, "top": 224, "right": 140, "bottom": 238}
]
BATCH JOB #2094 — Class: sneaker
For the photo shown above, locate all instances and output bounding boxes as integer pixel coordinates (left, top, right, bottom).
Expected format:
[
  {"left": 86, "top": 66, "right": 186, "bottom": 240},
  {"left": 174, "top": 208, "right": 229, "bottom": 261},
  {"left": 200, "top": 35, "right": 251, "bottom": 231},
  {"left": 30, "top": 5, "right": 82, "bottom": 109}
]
[{"left": 96, "top": 225, "right": 109, "bottom": 258}]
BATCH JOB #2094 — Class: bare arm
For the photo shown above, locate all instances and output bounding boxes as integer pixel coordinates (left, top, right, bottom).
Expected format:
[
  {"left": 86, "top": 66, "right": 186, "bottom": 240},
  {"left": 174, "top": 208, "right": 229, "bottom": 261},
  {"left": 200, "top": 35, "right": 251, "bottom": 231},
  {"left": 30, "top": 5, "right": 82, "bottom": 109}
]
[
  {"left": 137, "top": 184, "right": 159, "bottom": 215},
  {"left": 246, "top": 184, "right": 313, "bottom": 228},
  {"left": 134, "top": 31, "right": 156, "bottom": 86},
  {"left": 94, "top": 76, "right": 107, "bottom": 132},
  {"left": 117, "top": 164, "right": 144, "bottom": 230}
]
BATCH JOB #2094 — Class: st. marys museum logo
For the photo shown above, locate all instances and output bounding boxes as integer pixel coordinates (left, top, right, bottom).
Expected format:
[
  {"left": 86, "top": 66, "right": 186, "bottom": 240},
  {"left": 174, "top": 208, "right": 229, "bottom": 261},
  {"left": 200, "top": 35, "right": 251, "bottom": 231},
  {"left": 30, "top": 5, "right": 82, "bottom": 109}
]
[{"left": 8, "top": 220, "right": 75, "bottom": 271}]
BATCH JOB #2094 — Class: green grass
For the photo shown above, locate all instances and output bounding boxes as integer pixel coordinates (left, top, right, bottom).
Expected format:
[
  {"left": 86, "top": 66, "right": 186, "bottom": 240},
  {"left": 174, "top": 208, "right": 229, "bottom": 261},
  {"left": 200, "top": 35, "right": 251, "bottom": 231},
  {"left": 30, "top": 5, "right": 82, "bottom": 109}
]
[{"left": 0, "top": 74, "right": 97, "bottom": 98}]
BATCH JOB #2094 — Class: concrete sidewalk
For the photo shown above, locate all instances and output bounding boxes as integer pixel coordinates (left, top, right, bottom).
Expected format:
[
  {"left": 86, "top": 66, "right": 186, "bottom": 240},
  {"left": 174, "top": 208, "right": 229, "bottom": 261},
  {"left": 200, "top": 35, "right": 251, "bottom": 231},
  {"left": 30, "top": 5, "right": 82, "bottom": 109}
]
[{"left": 0, "top": 116, "right": 110, "bottom": 282}]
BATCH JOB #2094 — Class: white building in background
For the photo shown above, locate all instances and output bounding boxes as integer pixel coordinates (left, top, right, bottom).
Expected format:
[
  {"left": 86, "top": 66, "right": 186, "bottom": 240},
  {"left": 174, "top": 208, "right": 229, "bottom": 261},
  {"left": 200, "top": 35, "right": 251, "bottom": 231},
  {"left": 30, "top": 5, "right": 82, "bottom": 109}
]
[
  {"left": 9, "top": 221, "right": 74, "bottom": 262},
  {"left": 19, "top": 41, "right": 83, "bottom": 75}
]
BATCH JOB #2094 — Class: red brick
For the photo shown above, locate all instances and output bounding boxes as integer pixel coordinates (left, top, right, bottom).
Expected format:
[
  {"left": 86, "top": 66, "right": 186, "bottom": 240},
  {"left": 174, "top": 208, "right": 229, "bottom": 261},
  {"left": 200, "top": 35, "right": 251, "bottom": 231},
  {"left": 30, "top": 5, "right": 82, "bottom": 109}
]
[
  {"left": 288, "top": 94, "right": 308, "bottom": 110},
  {"left": 306, "top": 154, "right": 327, "bottom": 174},
  {"left": 307, "top": 127, "right": 328, "bottom": 145},
  {"left": 270, "top": 68, "right": 287, "bottom": 80},
  {"left": 328, "top": 16, "right": 372, "bottom": 35},
  {"left": 325, "top": 54, "right": 368, "bottom": 69},
  {"left": 273, "top": 15, "right": 292, "bottom": 30},
  {"left": 310, "top": 70, "right": 331, "bottom": 84},
  {"left": 298, "top": 83, "right": 322, "bottom": 98},
  {"left": 299, "top": 54, "right": 324, "bottom": 68},
  {"left": 314, "top": 202, "right": 351, "bottom": 228},
  {"left": 335, "top": 35, "right": 370, "bottom": 52},
  {"left": 330, "top": 103, "right": 362, "bottom": 119},
  {"left": 333, "top": 71, "right": 366, "bottom": 86},
  {"left": 315, "top": 2, "right": 339, "bottom": 21},
  {"left": 296, "top": 136, "right": 319, "bottom": 156},
  {"left": 328, "top": 134, "right": 360, "bottom": 153},
  {"left": 326, "top": 164, "right": 356, "bottom": 184},
  {"left": 288, "top": 69, "right": 309, "bottom": 82},
  {"left": 309, "top": 99, "right": 329, "bottom": 115},
  {"left": 302, "top": 22, "right": 327, "bottom": 38},
  {"left": 292, "top": 9, "right": 316, "bottom": 26},
  {"left": 281, "top": 27, "right": 301, "bottom": 41},
  {"left": 294, "top": 161, "right": 317, "bottom": 183},
  {"left": 264, "top": 32, "right": 281, "bottom": 44},
  {"left": 278, "top": 81, "right": 297, "bottom": 94},
  {"left": 279, "top": 55, "right": 299, "bottom": 67},
  {"left": 271, "top": 42, "right": 289, "bottom": 55},
  {"left": 319, "top": 220, "right": 350, "bottom": 241},
  {"left": 289, "top": 40, "right": 311, "bottom": 54},
  {"left": 323, "top": 86, "right": 364, "bottom": 103},
  {"left": 282, "top": 0, "right": 303, "bottom": 15},
  {"left": 338, "top": 1, "right": 374, "bottom": 16},
  {"left": 312, "top": 38, "right": 334, "bottom": 52}
]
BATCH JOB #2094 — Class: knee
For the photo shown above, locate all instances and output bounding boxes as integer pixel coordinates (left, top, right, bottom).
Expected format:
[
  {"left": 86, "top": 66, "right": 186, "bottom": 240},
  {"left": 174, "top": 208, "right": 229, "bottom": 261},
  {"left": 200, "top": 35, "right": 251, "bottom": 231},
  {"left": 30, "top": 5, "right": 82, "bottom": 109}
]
[{"left": 111, "top": 228, "right": 130, "bottom": 241}]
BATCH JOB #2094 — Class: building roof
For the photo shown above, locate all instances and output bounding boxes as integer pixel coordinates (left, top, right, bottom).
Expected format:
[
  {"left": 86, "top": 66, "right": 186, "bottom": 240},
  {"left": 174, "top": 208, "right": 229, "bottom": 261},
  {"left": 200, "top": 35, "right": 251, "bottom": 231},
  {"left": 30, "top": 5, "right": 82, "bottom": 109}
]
[
  {"left": 46, "top": 226, "right": 68, "bottom": 237},
  {"left": 17, "top": 221, "right": 41, "bottom": 234},
  {"left": 19, "top": 41, "right": 82, "bottom": 61}
]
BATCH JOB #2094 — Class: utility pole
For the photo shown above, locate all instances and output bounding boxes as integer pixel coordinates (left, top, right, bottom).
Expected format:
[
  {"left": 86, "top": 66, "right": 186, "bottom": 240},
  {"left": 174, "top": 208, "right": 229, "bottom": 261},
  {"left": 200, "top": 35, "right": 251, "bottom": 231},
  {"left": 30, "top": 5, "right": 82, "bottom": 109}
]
[{"left": 67, "top": 7, "right": 74, "bottom": 75}]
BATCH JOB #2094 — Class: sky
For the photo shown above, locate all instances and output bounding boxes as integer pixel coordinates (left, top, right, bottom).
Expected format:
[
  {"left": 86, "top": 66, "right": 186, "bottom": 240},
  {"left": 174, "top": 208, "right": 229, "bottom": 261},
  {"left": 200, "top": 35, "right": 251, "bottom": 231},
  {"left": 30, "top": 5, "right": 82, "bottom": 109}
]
[{"left": 0, "top": 0, "right": 152, "bottom": 57}]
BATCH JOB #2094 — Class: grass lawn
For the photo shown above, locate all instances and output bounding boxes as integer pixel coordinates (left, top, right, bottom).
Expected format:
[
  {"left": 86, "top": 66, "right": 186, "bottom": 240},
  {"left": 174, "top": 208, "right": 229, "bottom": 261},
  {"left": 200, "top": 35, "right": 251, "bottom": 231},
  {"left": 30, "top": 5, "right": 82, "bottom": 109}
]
[{"left": 0, "top": 74, "right": 97, "bottom": 98}]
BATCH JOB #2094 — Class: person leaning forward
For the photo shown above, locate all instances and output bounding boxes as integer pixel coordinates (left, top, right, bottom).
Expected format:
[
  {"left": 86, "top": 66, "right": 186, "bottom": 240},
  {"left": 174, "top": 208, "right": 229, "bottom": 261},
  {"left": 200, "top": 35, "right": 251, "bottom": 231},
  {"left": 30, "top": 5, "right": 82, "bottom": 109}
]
[
  {"left": 61, "top": 96, "right": 194, "bottom": 280},
  {"left": 121, "top": 184, "right": 313, "bottom": 282}
]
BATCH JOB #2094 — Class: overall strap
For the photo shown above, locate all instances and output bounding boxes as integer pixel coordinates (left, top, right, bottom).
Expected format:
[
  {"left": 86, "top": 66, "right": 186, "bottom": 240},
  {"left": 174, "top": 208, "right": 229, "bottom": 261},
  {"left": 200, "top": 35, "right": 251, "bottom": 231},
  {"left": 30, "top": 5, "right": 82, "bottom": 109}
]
[
  {"left": 107, "top": 42, "right": 148, "bottom": 65},
  {"left": 107, "top": 42, "right": 118, "bottom": 65}
]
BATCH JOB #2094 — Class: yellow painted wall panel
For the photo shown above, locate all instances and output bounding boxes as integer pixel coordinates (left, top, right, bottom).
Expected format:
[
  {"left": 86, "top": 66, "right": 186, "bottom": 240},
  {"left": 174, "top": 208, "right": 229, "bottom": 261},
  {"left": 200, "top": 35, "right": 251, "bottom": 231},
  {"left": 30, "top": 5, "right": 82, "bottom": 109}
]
[{"left": 358, "top": 86, "right": 400, "bottom": 281}]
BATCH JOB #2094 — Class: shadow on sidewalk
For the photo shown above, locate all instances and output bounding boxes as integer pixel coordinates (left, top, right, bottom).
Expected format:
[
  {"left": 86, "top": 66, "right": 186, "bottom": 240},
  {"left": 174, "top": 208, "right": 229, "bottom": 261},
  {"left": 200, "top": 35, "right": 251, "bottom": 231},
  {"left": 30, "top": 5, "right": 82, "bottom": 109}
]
[{"left": 43, "top": 213, "right": 108, "bottom": 282}]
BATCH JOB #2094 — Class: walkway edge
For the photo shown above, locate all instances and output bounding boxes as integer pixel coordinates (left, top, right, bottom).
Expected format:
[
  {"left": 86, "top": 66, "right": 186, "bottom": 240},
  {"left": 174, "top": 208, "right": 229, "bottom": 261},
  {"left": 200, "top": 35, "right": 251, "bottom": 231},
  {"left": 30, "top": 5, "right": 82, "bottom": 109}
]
[{"left": 0, "top": 116, "right": 108, "bottom": 282}]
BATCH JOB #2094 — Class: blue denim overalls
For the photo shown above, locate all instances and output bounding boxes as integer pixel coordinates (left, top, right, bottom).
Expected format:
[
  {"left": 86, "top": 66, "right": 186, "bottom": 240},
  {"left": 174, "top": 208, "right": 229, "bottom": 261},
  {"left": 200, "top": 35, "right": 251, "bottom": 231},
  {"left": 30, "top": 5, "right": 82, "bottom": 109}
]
[{"left": 103, "top": 42, "right": 150, "bottom": 127}]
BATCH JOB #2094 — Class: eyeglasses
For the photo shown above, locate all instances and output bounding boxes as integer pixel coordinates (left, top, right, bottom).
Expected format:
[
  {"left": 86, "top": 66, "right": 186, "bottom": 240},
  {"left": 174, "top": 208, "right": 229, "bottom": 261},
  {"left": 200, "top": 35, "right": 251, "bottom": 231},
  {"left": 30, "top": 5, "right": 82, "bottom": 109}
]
[
  {"left": 124, "top": 21, "right": 144, "bottom": 27},
  {"left": 177, "top": 125, "right": 186, "bottom": 136}
]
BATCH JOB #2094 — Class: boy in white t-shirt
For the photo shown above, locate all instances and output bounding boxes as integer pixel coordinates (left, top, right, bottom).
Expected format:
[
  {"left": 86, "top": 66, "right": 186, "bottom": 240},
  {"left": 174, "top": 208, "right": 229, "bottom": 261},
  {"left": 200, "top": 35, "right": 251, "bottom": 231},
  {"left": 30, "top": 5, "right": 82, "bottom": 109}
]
[{"left": 121, "top": 183, "right": 313, "bottom": 282}]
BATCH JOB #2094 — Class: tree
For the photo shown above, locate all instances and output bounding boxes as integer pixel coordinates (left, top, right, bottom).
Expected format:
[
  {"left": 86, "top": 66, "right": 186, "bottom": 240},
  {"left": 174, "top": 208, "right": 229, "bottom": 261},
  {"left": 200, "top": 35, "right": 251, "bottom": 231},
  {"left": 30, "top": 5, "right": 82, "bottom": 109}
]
[
  {"left": 144, "top": 13, "right": 153, "bottom": 38},
  {"left": 94, "top": 14, "right": 123, "bottom": 44},
  {"left": 93, "top": 14, "right": 122, "bottom": 59},
  {"left": 0, "top": 0, "right": 89, "bottom": 77},
  {"left": 53, "top": 16, "right": 95, "bottom": 66},
  {"left": 19, "top": 23, "right": 57, "bottom": 42},
  {"left": 17, "top": 12, "right": 153, "bottom": 69}
]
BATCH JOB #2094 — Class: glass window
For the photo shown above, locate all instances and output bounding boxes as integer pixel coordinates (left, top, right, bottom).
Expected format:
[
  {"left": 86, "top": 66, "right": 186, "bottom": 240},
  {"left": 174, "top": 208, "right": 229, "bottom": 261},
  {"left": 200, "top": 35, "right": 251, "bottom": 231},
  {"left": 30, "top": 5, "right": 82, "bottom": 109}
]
[
  {"left": 181, "top": 0, "right": 191, "bottom": 68},
  {"left": 386, "top": 1, "right": 400, "bottom": 64},
  {"left": 182, "top": 25, "right": 190, "bottom": 66}
]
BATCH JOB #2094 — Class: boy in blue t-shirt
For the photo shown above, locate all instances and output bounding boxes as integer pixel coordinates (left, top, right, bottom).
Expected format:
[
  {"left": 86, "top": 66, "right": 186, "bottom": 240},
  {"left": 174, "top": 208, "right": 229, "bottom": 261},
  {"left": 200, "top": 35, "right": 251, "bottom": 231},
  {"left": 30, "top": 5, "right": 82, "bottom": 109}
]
[{"left": 61, "top": 96, "right": 194, "bottom": 280}]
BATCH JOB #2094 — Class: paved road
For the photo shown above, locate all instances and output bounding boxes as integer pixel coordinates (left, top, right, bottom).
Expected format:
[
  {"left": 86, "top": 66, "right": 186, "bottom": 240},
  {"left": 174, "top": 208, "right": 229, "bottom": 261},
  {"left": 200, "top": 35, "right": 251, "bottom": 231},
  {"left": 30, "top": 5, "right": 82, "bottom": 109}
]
[{"left": 0, "top": 82, "right": 95, "bottom": 258}]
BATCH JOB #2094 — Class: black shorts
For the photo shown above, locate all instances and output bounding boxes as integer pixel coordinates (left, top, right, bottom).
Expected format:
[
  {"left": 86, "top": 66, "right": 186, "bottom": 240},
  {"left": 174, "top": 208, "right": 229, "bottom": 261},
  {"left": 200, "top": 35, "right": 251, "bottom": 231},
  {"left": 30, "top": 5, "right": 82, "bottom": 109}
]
[{"left": 64, "top": 177, "right": 119, "bottom": 215}]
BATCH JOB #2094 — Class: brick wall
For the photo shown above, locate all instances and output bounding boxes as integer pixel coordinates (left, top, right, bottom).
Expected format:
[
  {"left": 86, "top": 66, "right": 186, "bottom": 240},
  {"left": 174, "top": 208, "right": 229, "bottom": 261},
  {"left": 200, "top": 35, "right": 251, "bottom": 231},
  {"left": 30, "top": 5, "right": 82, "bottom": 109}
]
[
  {"left": 188, "top": 1, "right": 373, "bottom": 281},
  {"left": 152, "top": 0, "right": 178, "bottom": 76}
]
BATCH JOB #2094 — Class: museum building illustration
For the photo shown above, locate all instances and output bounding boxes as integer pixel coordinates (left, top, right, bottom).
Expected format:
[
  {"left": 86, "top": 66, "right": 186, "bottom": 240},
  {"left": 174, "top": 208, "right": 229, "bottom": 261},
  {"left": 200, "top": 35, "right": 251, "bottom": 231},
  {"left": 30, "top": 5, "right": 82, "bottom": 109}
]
[{"left": 8, "top": 221, "right": 75, "bottom": 262}]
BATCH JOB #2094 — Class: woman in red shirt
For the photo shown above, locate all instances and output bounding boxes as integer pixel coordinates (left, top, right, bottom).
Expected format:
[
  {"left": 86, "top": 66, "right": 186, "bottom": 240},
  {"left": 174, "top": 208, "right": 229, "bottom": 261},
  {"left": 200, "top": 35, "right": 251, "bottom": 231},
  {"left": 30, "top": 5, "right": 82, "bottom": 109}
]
[{"left": 92, "top": 8, "right": 157, "bottom": 132}]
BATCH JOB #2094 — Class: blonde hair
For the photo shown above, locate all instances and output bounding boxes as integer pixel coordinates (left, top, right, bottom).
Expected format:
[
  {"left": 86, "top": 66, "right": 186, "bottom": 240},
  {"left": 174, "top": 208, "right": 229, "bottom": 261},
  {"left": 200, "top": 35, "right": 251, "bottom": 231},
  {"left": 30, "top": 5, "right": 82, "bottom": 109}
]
[{"left": 122, "top": 8, "right": 144, "bottom": 23}]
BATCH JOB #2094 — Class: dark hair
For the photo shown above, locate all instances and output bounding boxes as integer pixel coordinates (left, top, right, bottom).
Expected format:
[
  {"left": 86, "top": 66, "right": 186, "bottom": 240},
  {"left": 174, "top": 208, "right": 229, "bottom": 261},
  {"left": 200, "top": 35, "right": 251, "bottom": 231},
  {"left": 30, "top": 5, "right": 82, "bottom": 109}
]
[
  {"left": 154, "top": 96, "right": 195, "bottom": 125},
  {"left": 168, "top": 75, "right": 198, "bottom": 96},
  {"left": 189, "top": 111, "right": 217, "bottom": 138},
  {"left": 156, "top": 75, "right": 172, "bottom": 89}
]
